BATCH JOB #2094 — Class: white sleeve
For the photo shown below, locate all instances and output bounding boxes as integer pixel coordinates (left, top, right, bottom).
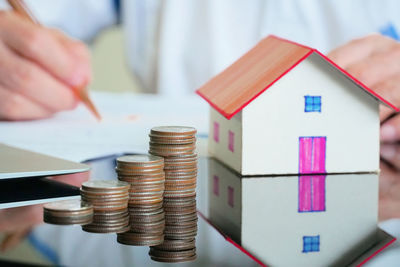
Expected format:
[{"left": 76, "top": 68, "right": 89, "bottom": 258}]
[{"left": 0, "top": 0, "right": 117, "bottom": 42}]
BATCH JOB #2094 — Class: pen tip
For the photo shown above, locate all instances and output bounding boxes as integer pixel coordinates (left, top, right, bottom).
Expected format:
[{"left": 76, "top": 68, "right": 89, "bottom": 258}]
[{"left": 74, "top": 87, "right": 102, "bottom": 121}]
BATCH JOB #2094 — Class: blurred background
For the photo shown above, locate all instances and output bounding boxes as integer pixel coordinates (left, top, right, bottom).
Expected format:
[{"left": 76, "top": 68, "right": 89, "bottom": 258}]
[{"left": 90, "top": 26, "right": 140, "bottom": 94}]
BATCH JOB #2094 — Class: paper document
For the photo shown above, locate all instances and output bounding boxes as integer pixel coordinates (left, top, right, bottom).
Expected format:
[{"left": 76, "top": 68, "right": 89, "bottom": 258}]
[{"left": 0, "top": 92, "right": 208, "bottom": 162}]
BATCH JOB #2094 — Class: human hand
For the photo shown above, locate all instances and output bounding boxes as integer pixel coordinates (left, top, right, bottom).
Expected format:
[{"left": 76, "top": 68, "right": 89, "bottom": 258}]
[
  {"left": 379, "top": 144, "right": 400, "bottom": 220},
  {"left": 328, "top": 34, "right": 400, "bottom": 142},
  {"left": 0, "top": 171, "right": 89, "bottom": 251},
  {"left": 0, "top": 11, "right": 91, "bottom": 120}
]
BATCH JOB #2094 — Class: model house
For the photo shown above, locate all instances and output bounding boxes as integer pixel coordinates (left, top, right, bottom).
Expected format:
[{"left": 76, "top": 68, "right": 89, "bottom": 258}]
[
  {"left": 197, "top": 35, "right": 398, "bottom": 175},
  {"left": 205, "top": 158, "right": 395, "bottom": 266}
]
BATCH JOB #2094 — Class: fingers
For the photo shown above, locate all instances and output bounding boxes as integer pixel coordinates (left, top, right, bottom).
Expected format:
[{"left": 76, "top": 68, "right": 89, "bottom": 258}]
[
  {"left": 380, "top": 105, "right": 394, "bottom": 122},
  {"left": 0, "top": 41, "right": 78, "bottom": 112},
  {"left": 345, "top": 50, "right": 400, "bottom": 88},
  {"left": 328, "top": 34, "right": 395, "bottom": 68},
  {"left": 377, "top": 76, "right": 400, "bottom": 142},
  {"left": 328, "top": 34, "right": 400, "bottom": 129},
  {"left": 0, "top": 86, "right": 52, "bottom": 120},
  {"left": 0, "top": 11, "right": 89, "bottom": 87},
  {"left": 381, "top": 144, "right": 400, "bottom": 168},
  {"left": 379, "top": 161, "right": 400, "bottom": 220},
  {"left": 373, "top": 75, "right": 400, "bottom": 121},
  {"left": 0, "top": 205, "right": 43, "bottom": 233},
  {"left": 49, "top": 171, "right": 90, "bottom": 187},
  {"left": 0, "top": 11, "right": 92, "bottom": 120},
  {"left": 381, "top": 115, "right": 400, "bottom": 143},
  {"left": 48, "top": 28, "right": 92, "bottom": 85}
]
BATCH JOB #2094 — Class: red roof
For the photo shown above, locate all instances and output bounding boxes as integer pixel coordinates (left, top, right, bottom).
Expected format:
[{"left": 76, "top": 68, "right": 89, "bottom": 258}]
[{"left": 196, "top": 35, "right": 398, "bottom": 119}]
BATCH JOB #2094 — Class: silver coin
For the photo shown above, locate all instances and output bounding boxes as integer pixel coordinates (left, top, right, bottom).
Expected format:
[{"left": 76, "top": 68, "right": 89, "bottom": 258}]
[
  {"left": 44, "top": 199, "right": 92, "bottom": 212},
  {"left": 82, "top": 224, "right": 130, "bottom": 234},
  {"left": 149, "top": 143, "right": 196, "bottom": 149},
  {"left": 115, "top": 168, "right": 164, "bottom": 175},
  {"left": 130, "top": 208, "right": 164, "bottom": 216},
  {"left": 129, "top": 198, "right": 164, "bottom": 204},
  {"left": 149, "top": 150, "right": 196, "bottom": 157},
  {"left": 117, "top": 234, "right": 164, "bottom": 246},
  {"left": 93, "top": 213, "right": 129, "bottom": 221},
  {"left": 93, "top": 210, "right": 129, "bottom": 216},
  {"left": 81, "top": 195, "right": 129, "bottom": 202},
  {"left": 82, "top": 180, "right": 130, "bottom": 191},
  {"left": 43, "top": 216, "right": 93, "bottom": 226},
  {"left": 91, "top": 203, "right": 128, "bottom": 211},
  {"left": 149, "top": 254, "right": 197, "bottom": 263},
  {"left": 117, "top": 154, "right": 164, "bottom": 165},
  {"left": 149, "top": 137, "right": 196, "bottom": 145},
  {"left": 150, "top": 126, "right": 197, "bottom": 136},
  {"left": 90, "top": 218, "right": 129, "bottom": 226},
  {"left": 80, "top": 189, "right": 130, "bottom": 196}
]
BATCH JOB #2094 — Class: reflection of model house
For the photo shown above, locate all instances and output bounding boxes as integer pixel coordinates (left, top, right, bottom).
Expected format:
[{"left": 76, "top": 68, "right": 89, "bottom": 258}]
[
  {"left": 197, "top": 35, "right": 398, "bottom": 176},
  {"left": 207, "top": 158, "right": 394, "bottom": 267}
]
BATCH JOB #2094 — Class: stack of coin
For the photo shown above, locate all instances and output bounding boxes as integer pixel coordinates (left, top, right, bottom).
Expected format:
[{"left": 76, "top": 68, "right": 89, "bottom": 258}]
[
  {"left": 80, "top": 180, "right": 130, "bottom": 233},
  {"left": 149, "top": 196, "right": 198, "bottom": 262},
  {"left": 115, "top": 155, "right": 165, "bottom": 246},
  {"left": 148, "top": 126, "right": 198, "bottom": 262},
  {"left": 149, "top": 126, "right": 197, "bottom": 198},
  {"left": 43, "top": 199, "right": 93, "bottom": 225}
]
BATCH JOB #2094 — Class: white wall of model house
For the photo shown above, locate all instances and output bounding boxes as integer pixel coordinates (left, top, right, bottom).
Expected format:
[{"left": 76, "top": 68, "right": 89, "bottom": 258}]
[
  {"left": 242, "top": 173, "right": 378, "bottom": 266},
  {"left": 208, "top": 108, "right": 242, "bottom": 172},
  {"left": 209, "top": 52, "right": 380, "bottom": 175},
  {"left": 208, "top": 159, "right": 379, "bottom": 266}
]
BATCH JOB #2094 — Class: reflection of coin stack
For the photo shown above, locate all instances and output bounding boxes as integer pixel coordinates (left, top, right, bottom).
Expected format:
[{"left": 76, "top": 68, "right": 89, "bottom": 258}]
[
  {"left": 80, "top": 180, "right": 131, "bottom": 233},
  {"left": 43, "top": 199, "right": 93, "bottom": 225},
  {"left": 115, "top": 155, "right": 165, "bottom": 246},
  {"left": 148, "top": 126, "right": 198, "bottom": 263}
]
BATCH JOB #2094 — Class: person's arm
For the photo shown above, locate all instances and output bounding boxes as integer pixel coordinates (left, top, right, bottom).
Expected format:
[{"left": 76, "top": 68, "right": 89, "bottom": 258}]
[{"left": 328, "top": 34, "right": 400, "bottom": 142}]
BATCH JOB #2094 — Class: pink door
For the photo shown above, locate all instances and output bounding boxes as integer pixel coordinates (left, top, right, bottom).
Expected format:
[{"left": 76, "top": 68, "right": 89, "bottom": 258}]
[
  {"left": 299, "top": 137, "right": 326, "bottom": 174},
  {"left": 298, "top": 137, "right": 326, "bottom": 212},
  {"left": 299, "top": 175, "right": 326, "bottom": 212}
]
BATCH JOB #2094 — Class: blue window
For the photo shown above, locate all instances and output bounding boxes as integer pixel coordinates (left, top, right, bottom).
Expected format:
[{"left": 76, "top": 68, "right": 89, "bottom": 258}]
[
  {"left": 303, "top": 235, "right": 320, "bottom": 253},
  {"left": 304, "top": 96, "right": 321, "bottom": 112}
]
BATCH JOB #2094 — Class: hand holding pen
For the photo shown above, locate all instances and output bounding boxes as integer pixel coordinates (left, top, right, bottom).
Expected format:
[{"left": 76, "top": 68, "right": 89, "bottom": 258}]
[{"left": 0, "top": 1, "right": 99, "bottom": 120}]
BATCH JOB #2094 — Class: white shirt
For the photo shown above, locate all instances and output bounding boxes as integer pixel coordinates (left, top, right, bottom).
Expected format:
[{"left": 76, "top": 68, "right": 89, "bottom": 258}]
[
  {"left": 2, "top": 0, "right": 400, "bottom": 96},
  {"left": 122, "top": 0, "right": 400, "bottom": 96}
]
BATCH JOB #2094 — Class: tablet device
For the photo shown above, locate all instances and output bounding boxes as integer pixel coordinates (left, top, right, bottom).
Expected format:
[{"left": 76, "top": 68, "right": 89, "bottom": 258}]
[{"left": 0, "top": 143, "right": 90, "bottom": 179}]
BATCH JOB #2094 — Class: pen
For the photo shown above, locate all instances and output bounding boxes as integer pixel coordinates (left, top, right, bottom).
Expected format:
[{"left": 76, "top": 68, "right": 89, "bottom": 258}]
[{"left": 6, "top": 0, "right": 102, "bottom": 121}]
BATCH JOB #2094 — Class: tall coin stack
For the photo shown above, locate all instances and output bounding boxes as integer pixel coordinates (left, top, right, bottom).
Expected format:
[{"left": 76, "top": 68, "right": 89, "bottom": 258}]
[
  {"left": 148, "top": 126, "right": 198, "bottom": 263},
  {"left": 80, "top": 180, "right": 131, "bottom": 233},
  {"left": 115, "top": 155, "right": 165, "bottom": 246}
]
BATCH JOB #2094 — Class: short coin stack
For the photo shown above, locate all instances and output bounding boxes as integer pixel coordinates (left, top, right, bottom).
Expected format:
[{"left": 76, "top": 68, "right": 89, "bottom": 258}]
[
  {"left": 148, "top": 126, "right": 198, "bottom": 262},
  {"left": 43, "top": 199, "right": 93, "bottom": 225},
  {"left": 80, "top": 180, "right": 130, "bottom": 233},
  {"left": 115, "top": 155, "right": 165, "bottom": 246}
]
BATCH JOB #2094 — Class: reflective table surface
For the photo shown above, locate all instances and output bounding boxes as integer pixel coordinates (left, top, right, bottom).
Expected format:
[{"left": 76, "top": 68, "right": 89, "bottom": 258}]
[{"left": 1, "top": 145, "right": 400, "bottom": 266}]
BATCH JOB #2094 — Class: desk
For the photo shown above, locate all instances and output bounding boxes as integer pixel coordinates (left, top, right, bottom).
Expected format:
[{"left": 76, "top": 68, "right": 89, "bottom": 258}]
[
  {"left": 0, "top": 92, "right": 399, "bottom": 266},
  {"left": 0, "top": 153, "right": 399, "bottom": 266}
]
